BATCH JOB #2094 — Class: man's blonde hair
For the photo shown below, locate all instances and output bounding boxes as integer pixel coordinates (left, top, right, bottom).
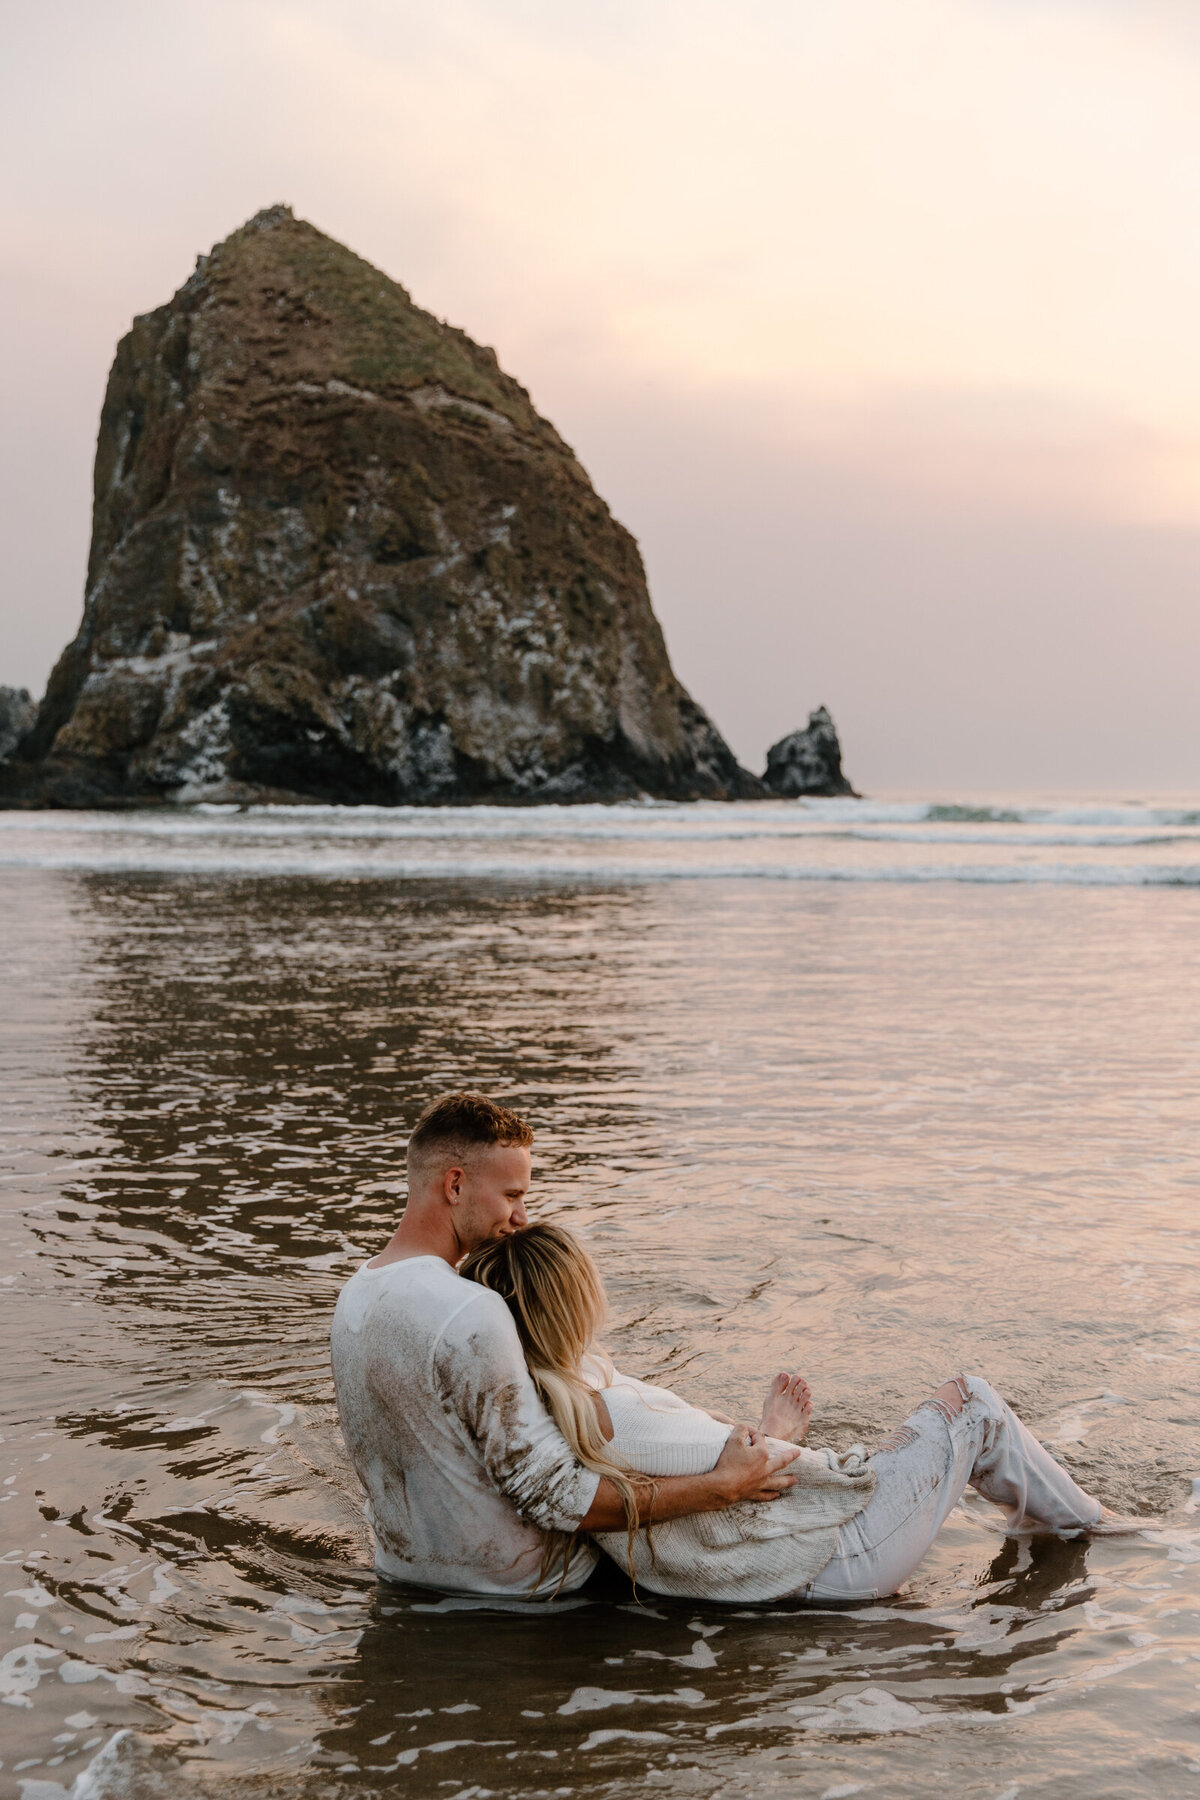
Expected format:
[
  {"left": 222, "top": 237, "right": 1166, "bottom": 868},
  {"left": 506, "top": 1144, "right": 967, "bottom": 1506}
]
[{"left": 406, "top": 1092, "right": 533, "bottom": 1182}]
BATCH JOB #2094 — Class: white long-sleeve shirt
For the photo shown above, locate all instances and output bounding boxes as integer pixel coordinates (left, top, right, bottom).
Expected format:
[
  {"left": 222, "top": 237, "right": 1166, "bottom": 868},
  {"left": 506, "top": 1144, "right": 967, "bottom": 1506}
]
[{"left": 331, "top": 1256, "right": 600, "bottom": 1596}]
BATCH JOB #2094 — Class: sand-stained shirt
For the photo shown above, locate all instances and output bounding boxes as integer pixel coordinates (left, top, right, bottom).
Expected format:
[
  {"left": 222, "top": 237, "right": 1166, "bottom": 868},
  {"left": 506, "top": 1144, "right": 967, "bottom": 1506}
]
[{"left": 331, "top": 1255, "right": 600, "bottom": 1595}]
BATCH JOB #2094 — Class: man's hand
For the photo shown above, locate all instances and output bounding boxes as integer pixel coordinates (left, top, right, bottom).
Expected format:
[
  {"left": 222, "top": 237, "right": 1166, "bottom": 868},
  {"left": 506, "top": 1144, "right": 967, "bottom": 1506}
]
[
  {"left": 577, "top": 1426, "right": 800, "bottom": 1532},
  {"left": 713, "top": 1424, "right": 800, "bottom": 1503}
]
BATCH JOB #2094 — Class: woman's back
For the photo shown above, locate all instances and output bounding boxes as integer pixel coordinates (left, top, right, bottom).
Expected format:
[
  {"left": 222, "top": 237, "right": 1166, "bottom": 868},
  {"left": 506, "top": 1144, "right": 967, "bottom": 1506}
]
[{"left": 594, "top": 1368, "right": 733, "bottom": 1474}]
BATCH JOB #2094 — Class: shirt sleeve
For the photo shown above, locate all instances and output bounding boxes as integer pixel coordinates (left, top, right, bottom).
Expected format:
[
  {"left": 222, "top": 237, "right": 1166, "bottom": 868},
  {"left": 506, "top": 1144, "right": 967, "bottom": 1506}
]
[{"left": 432, "top": 1289, "right": 601, "bottom": 1532}]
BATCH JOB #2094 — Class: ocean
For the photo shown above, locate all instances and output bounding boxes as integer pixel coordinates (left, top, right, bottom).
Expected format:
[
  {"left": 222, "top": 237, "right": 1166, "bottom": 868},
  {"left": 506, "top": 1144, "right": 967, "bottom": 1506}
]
[
  {"left": 3, "top": 794, "right": 1200, "bottom": 884},
  {"left": 2, "top": 795, "right": 1199, "bottom": 1798}
]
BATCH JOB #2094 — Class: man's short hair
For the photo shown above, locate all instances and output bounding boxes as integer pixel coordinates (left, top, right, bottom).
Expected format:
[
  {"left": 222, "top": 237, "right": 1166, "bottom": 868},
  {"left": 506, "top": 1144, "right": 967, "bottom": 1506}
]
[{"left": 406, "top": 1092, "right": 534, "bottom": 1180}]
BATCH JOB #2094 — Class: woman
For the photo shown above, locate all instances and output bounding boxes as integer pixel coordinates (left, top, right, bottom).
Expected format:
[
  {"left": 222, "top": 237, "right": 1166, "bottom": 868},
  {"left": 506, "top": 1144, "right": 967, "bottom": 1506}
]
[{"left": 460, "top": 1223, "right": 1129, "bottom": 1604}]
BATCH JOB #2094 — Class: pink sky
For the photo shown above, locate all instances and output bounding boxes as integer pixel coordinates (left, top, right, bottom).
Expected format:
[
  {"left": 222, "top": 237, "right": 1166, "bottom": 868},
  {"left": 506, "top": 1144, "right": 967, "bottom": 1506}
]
[{"left": 3, "top": 0, "right": 1199, "bottom": 790}]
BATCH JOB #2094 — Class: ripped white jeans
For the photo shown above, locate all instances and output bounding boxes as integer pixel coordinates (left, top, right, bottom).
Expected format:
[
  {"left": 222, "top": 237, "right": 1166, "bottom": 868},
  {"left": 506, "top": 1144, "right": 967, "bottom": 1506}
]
[{"left": 795, "top": 1375, "right": 1103, "bottom": 1602}]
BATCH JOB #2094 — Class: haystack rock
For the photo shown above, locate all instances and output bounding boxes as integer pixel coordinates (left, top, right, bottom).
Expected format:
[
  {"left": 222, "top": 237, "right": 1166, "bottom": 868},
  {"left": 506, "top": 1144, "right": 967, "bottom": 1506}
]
[
  {"left": 6, "top": 206, "right": 761, "bottom": 808},
  {"left": 762, "top": 706, "right": 857, "bottom": 797}
]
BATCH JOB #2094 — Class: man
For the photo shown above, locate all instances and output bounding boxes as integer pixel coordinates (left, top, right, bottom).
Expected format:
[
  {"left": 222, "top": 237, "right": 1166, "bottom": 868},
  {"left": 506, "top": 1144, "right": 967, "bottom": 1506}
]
[{"left": 331, "top": 1091, "right": 799, "bottom": 1596}]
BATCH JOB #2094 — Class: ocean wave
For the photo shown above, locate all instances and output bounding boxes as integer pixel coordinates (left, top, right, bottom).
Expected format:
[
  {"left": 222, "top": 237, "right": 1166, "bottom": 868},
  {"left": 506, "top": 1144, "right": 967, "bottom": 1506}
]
[
  {"left": 928, "top": 803, "right": 1200, "bottom": 829},
  {"left": 925, "top": 803, "right": 1023, "bottom": 823},
  {"left": 841, "top": 830, "right": 1200, "bottom": 848},
  {"left": 0, "top": 802, "right": 918, "bottom": 841},
  {"left": 3, "top": 796, "right": 1199, "bottom": 887},
  {"left": 2, "top": 805, "right": 1198, "bottom": 848},
  {"left": 3, "top": 849, "right": 1200, "bottom": 886}
]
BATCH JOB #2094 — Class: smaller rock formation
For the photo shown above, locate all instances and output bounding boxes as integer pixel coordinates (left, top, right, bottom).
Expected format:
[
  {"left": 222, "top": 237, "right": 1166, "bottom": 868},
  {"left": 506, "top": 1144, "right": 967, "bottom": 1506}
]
[
  {"left": 763, "top": 706, "right": 857, "bottom": 798},
  {"left": 0, "top": 687, "right": 35, "bottom": 762}
]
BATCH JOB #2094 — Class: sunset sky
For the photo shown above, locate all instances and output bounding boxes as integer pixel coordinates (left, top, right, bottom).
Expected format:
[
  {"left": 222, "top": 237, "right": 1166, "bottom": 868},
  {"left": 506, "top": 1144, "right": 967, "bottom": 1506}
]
[{"left": 3, "top": 0, "right": 1199, "bottom": 790}]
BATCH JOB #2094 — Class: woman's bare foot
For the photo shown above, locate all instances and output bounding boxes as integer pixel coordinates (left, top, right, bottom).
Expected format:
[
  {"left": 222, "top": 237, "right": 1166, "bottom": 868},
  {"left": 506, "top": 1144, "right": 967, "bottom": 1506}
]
[{"left": 760, "top": 1372, "right": 812, "bottom": 1442}]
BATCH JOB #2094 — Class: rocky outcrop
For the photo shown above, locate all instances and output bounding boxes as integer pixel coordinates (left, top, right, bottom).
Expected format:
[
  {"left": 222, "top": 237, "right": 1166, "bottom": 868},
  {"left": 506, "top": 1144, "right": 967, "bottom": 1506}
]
[
  {"left": 762, "top": 706, "right": 857, "bottom": 797},
  {"left": 0, "top": 688, "right": 35, "bottom": 762},
  {"left": 4, "top": 206, "right": 761, "bottom": 808}
]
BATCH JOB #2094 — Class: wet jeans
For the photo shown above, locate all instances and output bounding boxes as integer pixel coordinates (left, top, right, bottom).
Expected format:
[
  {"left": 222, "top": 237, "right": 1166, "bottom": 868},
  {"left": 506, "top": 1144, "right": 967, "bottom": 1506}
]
[{"left": 796, "top": 1375, "right": 1103, "bottom": 1602}]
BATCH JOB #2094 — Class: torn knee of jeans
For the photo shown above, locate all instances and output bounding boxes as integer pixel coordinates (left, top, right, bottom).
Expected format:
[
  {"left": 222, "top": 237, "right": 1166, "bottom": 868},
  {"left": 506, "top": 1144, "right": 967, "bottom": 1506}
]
[
  {"left": 922, "top": 1373, "right": 970, "bottom": 1424},
  {"left": 875, "top": 1423, "right": 919, "bottom": 1454}
]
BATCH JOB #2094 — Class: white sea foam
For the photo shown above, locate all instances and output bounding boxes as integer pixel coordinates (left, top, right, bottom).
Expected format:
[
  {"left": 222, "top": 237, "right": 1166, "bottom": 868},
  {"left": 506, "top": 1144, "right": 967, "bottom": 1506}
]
[
  {"left": 788, "top": 1685, "right": 1000, "bottom": 1733},
  {"left": 559, "top": 1685, "right": 707, "bottom": 1714},
  {"left": 16, "top": 1729, "right": 177, "bottom": 1800},
  {"left": 3, "top": 814, "right": 1197, "bottom": 850},
  {"left": 578, "top": 1727, "right": 673, "bottom": 1750},
  {"left": 1, "top": 797, "right": 1198, "bottom": 885}
]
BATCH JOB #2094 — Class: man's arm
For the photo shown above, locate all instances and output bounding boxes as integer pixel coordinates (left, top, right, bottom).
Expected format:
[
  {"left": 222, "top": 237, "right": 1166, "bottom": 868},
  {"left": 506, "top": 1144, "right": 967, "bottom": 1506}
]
[
  {"left": 439, "top": 1295, "right": 799, "bottom": 1537},
  {"left": 437, "top": 1293, "right": 607, "bottom": 1531},
  {"left": 578, "top": 1426, "right": 799, "bottom": 1532}
]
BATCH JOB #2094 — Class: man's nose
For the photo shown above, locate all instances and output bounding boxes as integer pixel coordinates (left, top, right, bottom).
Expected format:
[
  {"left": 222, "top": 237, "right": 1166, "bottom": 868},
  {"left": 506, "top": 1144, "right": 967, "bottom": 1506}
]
[{"left": 511, "top": 1198, "right": 529, "bottom": 1229}]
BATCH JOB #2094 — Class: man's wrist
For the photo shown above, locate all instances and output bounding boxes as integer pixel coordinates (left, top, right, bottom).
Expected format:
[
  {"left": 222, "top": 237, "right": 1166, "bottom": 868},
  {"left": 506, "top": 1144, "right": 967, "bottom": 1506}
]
[{"left": 702, "top": 1468, "right": 739, "bottom": 1510}]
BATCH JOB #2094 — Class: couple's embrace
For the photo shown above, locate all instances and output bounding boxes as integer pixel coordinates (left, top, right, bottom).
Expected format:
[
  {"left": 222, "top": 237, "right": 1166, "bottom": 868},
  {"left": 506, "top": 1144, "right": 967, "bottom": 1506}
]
[{"left": 331, "top": 1094, "right": 1119, "bottom": 1605}]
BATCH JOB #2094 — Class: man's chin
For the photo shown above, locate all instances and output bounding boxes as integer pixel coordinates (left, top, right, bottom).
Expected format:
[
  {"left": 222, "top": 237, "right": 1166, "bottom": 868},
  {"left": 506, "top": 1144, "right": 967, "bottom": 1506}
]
[{"left": 462, "top": 1221, "right": 516, "bottom": 1251}]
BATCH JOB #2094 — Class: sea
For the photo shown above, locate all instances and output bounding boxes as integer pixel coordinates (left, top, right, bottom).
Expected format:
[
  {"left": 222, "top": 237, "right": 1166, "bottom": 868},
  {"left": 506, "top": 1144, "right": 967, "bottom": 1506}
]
[{"left": 2, "top": 794, "right": 1199, "bottom": 1799}]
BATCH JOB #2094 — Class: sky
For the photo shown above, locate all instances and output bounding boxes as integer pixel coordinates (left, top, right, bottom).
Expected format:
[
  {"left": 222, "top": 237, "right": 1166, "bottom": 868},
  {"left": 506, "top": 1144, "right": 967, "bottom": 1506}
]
[{"left": 2, "top": 0, "right": 1199, "bottom": 792}]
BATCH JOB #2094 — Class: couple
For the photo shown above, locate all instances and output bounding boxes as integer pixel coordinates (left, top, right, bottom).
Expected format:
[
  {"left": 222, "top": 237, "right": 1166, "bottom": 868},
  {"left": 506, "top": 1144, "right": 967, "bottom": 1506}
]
[{"left": 331, "top": 1093, "right": 1119, "bottom": 1605}]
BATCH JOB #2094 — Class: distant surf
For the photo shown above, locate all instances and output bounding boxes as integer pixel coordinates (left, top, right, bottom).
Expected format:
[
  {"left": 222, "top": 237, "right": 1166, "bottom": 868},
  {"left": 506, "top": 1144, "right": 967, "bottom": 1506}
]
[{"left": 1, "top": 798, "right": 1199, "bottom": 886}]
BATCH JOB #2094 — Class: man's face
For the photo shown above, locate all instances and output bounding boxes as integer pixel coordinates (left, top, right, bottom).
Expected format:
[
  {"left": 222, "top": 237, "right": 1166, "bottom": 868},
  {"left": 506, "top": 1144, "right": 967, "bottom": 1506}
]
[{"left": 451, "top": 1143, "right": 531, "bottom": 1255}]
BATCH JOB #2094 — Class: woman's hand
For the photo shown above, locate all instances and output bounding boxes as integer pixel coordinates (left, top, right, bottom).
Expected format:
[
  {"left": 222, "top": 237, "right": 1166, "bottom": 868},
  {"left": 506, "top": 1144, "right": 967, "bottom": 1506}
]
[{"left": 713, "top": 1425, "right": 800, "bottom": 1503}]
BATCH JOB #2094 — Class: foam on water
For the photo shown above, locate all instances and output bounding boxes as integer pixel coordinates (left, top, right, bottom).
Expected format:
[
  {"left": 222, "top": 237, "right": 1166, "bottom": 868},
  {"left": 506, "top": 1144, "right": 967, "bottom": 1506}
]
[{"left": 2, "top": 794, "right": 1200, "bottom": 886}]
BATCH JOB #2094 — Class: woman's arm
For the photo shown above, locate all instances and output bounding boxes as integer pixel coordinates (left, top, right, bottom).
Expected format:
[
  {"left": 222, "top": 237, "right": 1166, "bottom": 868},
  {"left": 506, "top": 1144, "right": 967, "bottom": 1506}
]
[{"left": 577, "top": 1427, "right": 798, "bottom": 1531}]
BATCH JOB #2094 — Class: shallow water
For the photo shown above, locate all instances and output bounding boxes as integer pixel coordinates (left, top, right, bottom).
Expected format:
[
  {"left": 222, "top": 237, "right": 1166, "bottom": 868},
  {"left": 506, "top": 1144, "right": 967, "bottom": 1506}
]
[{"left": 3, "top": 800, "right": 1200, "bottom": 1798}]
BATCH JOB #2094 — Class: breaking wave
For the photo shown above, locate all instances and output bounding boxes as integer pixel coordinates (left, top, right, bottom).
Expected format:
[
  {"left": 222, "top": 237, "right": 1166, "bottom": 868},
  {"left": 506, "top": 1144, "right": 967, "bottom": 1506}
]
[{"left": 1, "top": 797, "right": 1198, "bottom": 886}]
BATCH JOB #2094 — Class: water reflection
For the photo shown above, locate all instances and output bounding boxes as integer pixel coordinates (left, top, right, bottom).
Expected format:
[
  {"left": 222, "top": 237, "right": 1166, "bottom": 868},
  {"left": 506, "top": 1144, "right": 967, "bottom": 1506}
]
[
  {"left": 308, "top": 1532, "right": 1094, "bottom": 1796},
  {"left": 2, "top": 867, "right": 1199, "bottom": 1798}
]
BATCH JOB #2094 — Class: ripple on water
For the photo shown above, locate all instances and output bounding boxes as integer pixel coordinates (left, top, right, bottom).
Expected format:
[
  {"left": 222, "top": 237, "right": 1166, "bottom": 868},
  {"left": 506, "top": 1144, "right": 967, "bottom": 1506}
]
[{"left": 2, "top": 864, "right": 1200, "bottom": 1798}]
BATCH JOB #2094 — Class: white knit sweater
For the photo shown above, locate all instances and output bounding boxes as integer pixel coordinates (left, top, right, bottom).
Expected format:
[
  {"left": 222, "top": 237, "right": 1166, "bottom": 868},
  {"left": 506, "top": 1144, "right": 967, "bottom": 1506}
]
[{"left": 590, "top": 1368, "right": 876, "bottom": 1602}]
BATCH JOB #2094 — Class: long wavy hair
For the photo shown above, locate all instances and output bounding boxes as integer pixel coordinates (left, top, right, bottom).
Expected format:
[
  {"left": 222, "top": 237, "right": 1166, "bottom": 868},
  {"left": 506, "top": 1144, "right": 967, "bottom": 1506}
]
[{"left": 459, "top": 1222, "right": 646, "bottom": 1588}]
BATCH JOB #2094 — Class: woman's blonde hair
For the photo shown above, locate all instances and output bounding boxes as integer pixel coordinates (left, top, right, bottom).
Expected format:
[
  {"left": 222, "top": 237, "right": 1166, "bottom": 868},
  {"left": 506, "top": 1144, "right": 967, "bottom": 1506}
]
[{"left": 459, "top": 1222, "right": 646, "bottom": 1589}]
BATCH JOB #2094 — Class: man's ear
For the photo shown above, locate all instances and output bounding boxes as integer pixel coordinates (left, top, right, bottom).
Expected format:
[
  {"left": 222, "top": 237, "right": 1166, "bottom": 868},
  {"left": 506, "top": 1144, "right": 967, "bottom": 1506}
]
[{"left": 443, "top": 1165, "right": 465, "bottom": 1205}]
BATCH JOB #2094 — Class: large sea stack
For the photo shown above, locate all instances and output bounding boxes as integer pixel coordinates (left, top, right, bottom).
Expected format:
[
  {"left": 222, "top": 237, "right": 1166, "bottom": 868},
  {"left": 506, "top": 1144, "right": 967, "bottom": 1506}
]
[{"left": 6, "top": 206, "right": 760, "bottom": 807}]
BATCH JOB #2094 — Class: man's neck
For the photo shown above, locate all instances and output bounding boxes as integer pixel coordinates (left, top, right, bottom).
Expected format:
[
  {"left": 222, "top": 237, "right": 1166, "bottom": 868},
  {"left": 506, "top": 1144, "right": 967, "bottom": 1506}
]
[{"left": 367, "top": 1209, "right": 460, "bottom": 1270}]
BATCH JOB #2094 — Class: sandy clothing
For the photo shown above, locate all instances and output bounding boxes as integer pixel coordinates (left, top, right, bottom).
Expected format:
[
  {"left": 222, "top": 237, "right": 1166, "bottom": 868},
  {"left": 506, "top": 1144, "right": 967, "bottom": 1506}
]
[
  {"left": 591, "top": 1366, "right": 876, "bottom": 1602},
  {"left": 331, "top": 1256, "right": 600, "bottom": 1596},
  {"left": 798, "top": 1375, "right": 1102, "bottom": 1601}
]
